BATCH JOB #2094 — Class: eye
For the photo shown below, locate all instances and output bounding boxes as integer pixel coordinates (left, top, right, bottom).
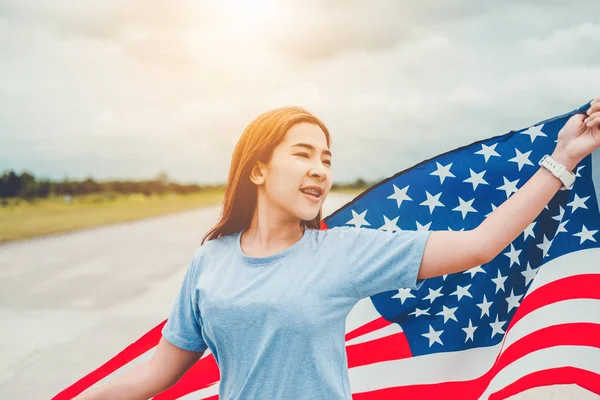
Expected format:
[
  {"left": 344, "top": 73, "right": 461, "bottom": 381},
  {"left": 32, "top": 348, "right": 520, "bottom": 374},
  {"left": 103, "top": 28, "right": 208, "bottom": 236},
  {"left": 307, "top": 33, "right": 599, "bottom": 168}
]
[
  {"left": 294, "top": 152, "right": 309, "bottom": 158},
  {"left": 323, "top": 159, "right": 332, "bottom": 167}
]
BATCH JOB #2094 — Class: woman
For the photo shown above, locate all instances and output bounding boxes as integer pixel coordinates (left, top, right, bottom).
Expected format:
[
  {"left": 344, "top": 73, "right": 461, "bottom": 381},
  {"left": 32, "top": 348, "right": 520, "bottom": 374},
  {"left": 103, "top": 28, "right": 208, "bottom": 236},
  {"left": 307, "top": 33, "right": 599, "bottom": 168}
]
[{"left": 78, "top": 99, "right": 600, "bottom": 399}]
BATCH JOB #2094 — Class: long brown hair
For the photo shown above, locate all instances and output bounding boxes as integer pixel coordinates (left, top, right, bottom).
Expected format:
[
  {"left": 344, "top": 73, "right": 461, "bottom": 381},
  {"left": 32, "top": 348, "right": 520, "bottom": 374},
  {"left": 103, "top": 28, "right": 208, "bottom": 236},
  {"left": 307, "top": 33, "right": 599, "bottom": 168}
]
[{"left": 201, "top": 106, "right": 331, "bottom": 244}]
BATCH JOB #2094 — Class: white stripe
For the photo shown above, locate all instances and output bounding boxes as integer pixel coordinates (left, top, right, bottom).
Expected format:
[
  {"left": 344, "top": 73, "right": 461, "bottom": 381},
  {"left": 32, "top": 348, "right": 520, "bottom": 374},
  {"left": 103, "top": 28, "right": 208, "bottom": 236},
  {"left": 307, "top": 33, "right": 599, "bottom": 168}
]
[
  {"left": 348, "top": 343, "right": 502, "bottom": 392},
  {"left": 346, "top": 323, "right": 403, "bottom": 346},
  {"left": 346, "top": 298, "right": 384, "bottom": 333},
  {"left": 526, "top": 248, "right": 600, "bottom": 297},
  {"left": 179, "top": 382, "right": 220, "bottom": 399},
  {"left": 500, "top": 299, "right": 600, "bottom": 355},
  {"left": 479, "top": 345, "right": 600, "bottom": 399}
]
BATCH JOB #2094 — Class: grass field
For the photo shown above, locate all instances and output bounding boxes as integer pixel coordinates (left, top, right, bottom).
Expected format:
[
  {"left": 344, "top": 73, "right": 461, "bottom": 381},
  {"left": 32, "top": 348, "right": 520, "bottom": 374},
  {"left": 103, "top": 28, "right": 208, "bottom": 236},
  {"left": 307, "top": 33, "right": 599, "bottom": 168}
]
[
  {"left": 0, "top": 188, "right": 365, "bottom": 243},
  {"left": 0, "top": 190, "right": 225, "bottom": 243}
]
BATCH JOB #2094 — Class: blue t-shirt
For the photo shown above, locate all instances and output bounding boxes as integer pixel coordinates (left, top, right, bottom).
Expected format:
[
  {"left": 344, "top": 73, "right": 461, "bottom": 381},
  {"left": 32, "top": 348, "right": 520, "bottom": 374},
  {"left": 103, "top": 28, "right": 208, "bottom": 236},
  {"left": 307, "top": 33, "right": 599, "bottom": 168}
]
[{"left": 162, "top": 226, "right": 431, "bottom": 399}]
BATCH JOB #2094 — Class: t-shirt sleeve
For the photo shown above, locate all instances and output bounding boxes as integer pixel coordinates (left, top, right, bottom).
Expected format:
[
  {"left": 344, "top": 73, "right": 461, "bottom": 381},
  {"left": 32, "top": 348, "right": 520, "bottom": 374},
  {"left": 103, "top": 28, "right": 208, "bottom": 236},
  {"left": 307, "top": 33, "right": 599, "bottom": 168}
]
[
  {"left": 161, "top": 253, "right": 208, "bottom": 352},
  {"left": 339, "top": 227, "right": 431, "bottom": 300}
]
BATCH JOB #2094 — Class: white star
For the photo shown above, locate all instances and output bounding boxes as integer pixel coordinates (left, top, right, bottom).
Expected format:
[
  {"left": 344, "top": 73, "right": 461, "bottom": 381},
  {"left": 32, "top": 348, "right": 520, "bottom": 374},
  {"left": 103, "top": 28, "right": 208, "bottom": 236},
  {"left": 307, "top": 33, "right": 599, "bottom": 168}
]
[
  {"left": 450, "top": 284, "right": 473, "bottom": 301},
  {"left": 462, "top": 319, "right": 478, "bottom": 343},
  {"left": 521, "top": 262, "right": 540, "bottom": 286},
  {"left": 379, "top": 215, "right": 402, "bottom": 232},
  {"left": 490, "top": 315, "right": 507, "bottom": 338},
  {"left": 392, "top": 288, "right": 415, "bottom": 304},
  {"left": 509, "top": 149, "right": 534, "bottom": 171},
  {"left": 416, "top": 221, "right": 433, "bottom": 231},
  {"left": 346, "top": 210, "right": 370, "bottom": 228},
  {"left": 436, "top": 305, "right": 459, "bottom": 323},
  {"left": 447, "top": 226, "right": 465, "bottom": 232},
  {"left": 421, "top": 325, "right": 444, "bottom": 347},
  {"left": 475, "top": 143, "right": 501, "bottom": 163},
  {"left": 485, "top": 203, "right": 498, "bottom": 218},
  {"left": 491, "top": 270, "right": 507, "bottom": 294},
  {"left": 567, "top": 194, "right": 590, "bottom": 213},
  {"left": 552, "top": 206, "right": 565, "bottom": 222},
  {"left": 463, "top": 169, "right": 489, "bottom": 191},
  {"left": 536, "top": 235, "right": 553, "bottom": 258},
  {"left": 423, "top": 287, "right": 444, "bottom": 304},
  {"left": 477, "top": 294, "right": 493, "bottom": 318},
  {"left": 503, "top": 244, "right": 522, "bottom": 267},
  {"left": 496, "top": 177, "right": 520, "bottom": 199},
  {"left": 523, "top": 221, "right": 536, "bottom": 240},
  {"left": 453, "top": 197, "right": 477, "bottom": 220},
  {"left": 505, "top": 289, "right": 523, "bottom": 313},
  {"left": 575, "top": 165, "right": 585, "bottom": 178},
  {"left": 430, "top": 162, "right": 456, "bottom": 184},
  {"left": 573, "top": 224, "right": 598, "bottom": 244},
  {"left": 520, "top": 124, "right": 548, "bottom": 142},
  {"left": 420, "top": 191, "right": 445, "bottom": 214},
  {"left": 464, "top": 265, "right": 486, "bottom": 278},
  {"left": 387, "top": 184, "right": 412, "bottom": 208},
  {"left": 556, "top": 219, "right": 569, "bottom": 235},
  {"left": 409, "top": 307, "right": 431, "bottom": 317}
]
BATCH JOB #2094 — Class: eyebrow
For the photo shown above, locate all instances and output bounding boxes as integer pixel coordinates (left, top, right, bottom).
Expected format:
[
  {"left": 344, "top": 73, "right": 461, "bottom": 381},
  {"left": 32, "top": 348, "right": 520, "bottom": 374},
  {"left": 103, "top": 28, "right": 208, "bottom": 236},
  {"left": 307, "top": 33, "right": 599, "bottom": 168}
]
[{"left": 290, "top": 143, "right": 332, "bottom": 157}]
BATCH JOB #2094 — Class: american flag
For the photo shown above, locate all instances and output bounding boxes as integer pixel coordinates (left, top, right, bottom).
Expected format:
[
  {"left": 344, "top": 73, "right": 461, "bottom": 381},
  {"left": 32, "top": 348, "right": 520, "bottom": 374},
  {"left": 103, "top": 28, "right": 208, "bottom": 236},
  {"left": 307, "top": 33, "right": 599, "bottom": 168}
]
[{"left": 55, "top": 103, "right": 600, "bottom": 399}]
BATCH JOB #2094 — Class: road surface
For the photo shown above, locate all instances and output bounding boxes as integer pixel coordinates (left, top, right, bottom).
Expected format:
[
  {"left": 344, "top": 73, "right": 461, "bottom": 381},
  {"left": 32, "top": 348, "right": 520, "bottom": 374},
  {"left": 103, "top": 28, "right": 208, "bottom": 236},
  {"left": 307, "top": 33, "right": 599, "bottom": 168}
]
[{"left": 0, "top": 193, "right": 594, "bottom": 399}]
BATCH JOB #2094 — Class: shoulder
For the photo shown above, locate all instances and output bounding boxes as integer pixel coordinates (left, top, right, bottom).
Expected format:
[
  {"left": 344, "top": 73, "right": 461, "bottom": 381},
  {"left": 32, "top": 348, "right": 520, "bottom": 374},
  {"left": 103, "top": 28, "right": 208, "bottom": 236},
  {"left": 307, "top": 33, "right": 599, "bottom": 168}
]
[{"left": 188, "top": 232, "right": 238, "bottom": 271}]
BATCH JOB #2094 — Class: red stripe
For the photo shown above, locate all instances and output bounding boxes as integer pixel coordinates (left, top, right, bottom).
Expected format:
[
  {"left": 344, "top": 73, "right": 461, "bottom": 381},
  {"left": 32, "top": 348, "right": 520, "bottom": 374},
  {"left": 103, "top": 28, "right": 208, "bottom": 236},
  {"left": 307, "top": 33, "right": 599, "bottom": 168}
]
[
  {"left": 154, "top": 355, "right": 220, "bottom": 399},
  {"left": 345, "top": 316, "right": 393, "bottom": 341},
  {"left": 347, "top": 332, "right": 412, "bottom": 368},
  {"left": 489, "top": 367, "right": 600, "bottom": 400},
  {"left": 352, "top": 322, "right": 600, "bottom": 399},
  {"left": 507, "top": 274, "right": 600, "bottom": 331},
  {"left": 52, "top": 321, "right": 167, "bottom": 400},
  {"left": 320, "top": 220, "right": 329, "bottom": 230}
]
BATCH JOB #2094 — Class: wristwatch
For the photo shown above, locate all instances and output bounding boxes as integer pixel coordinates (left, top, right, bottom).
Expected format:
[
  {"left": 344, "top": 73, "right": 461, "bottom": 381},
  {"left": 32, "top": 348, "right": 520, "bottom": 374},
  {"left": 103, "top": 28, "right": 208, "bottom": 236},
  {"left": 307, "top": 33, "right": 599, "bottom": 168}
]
[{"left": 538, "top": 154, "right": 576, "bottom": 191}]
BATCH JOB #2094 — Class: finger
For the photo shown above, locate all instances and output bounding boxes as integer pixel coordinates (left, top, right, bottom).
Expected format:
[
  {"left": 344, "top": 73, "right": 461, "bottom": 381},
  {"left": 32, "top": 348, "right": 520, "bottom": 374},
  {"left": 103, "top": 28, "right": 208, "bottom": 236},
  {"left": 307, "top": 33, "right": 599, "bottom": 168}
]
[
  {"left": 585, "top": 115, "right": 600, "bottom": 128},
  {"left": 587, "top": 100, "right": 600, "bottom": 115}
]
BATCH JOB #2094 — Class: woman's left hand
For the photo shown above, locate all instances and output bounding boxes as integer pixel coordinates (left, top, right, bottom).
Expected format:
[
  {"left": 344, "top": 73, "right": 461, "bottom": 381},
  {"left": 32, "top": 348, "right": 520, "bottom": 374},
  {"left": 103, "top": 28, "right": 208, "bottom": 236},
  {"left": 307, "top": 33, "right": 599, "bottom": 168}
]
[{"left": 553, "top": 97, "right": 600, "bottom": 170}]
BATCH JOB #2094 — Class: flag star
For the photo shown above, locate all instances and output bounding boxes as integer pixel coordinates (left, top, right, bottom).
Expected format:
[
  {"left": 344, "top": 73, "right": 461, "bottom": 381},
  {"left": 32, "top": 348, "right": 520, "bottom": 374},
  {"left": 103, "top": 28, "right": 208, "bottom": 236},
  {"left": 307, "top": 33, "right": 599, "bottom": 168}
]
[
  {"left": 505, "top": 289, "right": 523, "bottom": 313},
  {"left": 523, "top": 221, "right": 536, "bottom": 240},
  {"left": 485, "top": 203, "right": 498, "bottom": 218},
  {"left": 453, "top": 197, "right": 477, "bottom": 220},
  {"left": 423, "top": 287, "right": 444, "bottom": 304},
  {"left": 430, "top": 162, "right": 456, "bottom": 184},
  {"left": 447, "top": 226, "right": 465, "bottom": 232},
  {"left": 463, "top": 169, "right": 489, "bottom": 191},
  {"left": 392, "top": 288, "right": 415, "bottom": 304},
  {"left": 573, "top": 224, "right": 598, "bottom": 244},
  {"left": 475, "top": 143, "right": 501, "bottom": 163},
  {"left": 346, "top": 210, "right": 370, "bottom": 228},
  {"left": 462, "top": 319, "right": 478, "bottom": 343},
  {"left": 508, "top": 149, "right": 534, "bottom": 171},
  {"left": 575, "top": 165, "right": 585, "bottom": 178},
  {"left": 436, "top": 305, "right": 459, "bottom": 323},
  {"left": 567, "top": 194, "right": 590, "bottom": 213},
  {"left": 521, "top": 262, "right": 540, "bottom": 286},
  {"left": 464, "top": 265, "right": 486, "bottom": 278},
  {"left": 409, "top": 307, "right": 431, "bottom": 317},
  {"left": 477, "top": 294, "right": 493, "bottom": 318},
  {"left": 451, "top": 284, "right": 473, "bottom": 301},
  {"left": 422, "top": 325, "right": 444, "bottom": 347},
  {"left": 556, "top": 219, "right": 569, "bottom": 235},
  {"left": 420, "top": 191, "right": 445, "bottom": 214},
  {"left": 520, "top": 124, "right": 548, "bottom": 143},
  {"left": 442, "top": 274, "right": 448, "bottom": 281},
  {"left": 416, "top": 221, "right": 433, "bottom": 231},
  {"left": 387, "top": 184, "right": 412, "bottom": 208},
  {"left": 489, "top": 315, "right": 507, "bottom": 338},
  {"left": 552, "top": 206, "right": 565, "bottom": 222},
  {"left": 491, "top": 270, "right": 508, "bottom": 294},
  {"left": 496, "top": 177, "right": 520, "bottom": 199},
  {"left": 503, "top": 244, "right": 522, "bottom": 267},
  {"left": 536, "top": 234, "right": 553, "bottom": 258},
  {"left": 379, "top": 215, "right": 402, "bottom": 232}
]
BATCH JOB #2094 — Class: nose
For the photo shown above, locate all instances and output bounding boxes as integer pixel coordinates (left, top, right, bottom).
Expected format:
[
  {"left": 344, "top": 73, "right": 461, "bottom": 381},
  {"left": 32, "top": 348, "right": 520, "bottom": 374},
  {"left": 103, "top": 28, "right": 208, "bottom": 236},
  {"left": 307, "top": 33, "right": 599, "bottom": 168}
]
[{"left": 309, "top": 164, "right": 328, "bottom": 180}]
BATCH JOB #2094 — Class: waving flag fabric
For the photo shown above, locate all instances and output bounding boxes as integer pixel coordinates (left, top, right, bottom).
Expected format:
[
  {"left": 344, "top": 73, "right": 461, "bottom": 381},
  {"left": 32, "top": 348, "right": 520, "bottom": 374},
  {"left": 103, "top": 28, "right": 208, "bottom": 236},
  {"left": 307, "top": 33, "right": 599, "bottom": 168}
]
[{"left": 55, "top": 103, "right": 600, "bottom": 400}]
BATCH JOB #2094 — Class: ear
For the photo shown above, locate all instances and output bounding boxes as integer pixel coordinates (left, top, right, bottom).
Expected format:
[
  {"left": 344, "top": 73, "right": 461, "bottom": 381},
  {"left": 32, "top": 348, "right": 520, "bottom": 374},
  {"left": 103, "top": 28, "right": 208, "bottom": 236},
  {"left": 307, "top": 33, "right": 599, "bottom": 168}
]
[{"left": 249, "top": 161, "right": 267, "bottom": 185}]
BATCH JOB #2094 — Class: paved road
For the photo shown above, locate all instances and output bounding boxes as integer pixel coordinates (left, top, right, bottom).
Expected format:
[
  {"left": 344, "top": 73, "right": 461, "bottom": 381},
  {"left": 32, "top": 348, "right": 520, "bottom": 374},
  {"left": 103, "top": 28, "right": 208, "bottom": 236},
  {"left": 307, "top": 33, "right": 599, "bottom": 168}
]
[{"left": 0, "top": 193, "right": 595, "bottom": 399}]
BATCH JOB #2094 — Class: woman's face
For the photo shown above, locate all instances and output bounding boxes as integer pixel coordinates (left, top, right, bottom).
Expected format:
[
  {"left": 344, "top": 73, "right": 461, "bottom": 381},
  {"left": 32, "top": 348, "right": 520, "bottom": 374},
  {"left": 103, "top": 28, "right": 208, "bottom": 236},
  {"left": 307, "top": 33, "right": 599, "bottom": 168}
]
[{"left": 256, "top": 122, "right": 333, "bottom": 223}]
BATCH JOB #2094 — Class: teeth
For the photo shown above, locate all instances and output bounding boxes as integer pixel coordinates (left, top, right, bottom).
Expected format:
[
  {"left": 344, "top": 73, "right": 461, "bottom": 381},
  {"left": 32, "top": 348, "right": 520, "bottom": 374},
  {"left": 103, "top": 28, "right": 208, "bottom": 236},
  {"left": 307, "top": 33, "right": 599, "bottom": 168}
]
[{"left": 301, "top": 188, "right": 320, "bottom": 197}]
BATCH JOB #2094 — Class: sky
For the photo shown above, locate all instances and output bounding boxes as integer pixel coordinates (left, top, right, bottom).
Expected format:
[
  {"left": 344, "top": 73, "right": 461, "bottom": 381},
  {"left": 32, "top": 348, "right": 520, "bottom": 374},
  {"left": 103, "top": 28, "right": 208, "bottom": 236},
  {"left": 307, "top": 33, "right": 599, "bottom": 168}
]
[{"left": 1, "top": 0, "right": 599, "bottom": 184}]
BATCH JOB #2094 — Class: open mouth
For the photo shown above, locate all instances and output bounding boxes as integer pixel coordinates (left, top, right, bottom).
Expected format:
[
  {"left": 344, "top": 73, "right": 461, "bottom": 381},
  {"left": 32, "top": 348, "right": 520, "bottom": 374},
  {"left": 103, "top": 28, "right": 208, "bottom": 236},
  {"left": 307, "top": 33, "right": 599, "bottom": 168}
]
[{"left": 300, "top": 187, "right": 322, "bottom": 200}]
